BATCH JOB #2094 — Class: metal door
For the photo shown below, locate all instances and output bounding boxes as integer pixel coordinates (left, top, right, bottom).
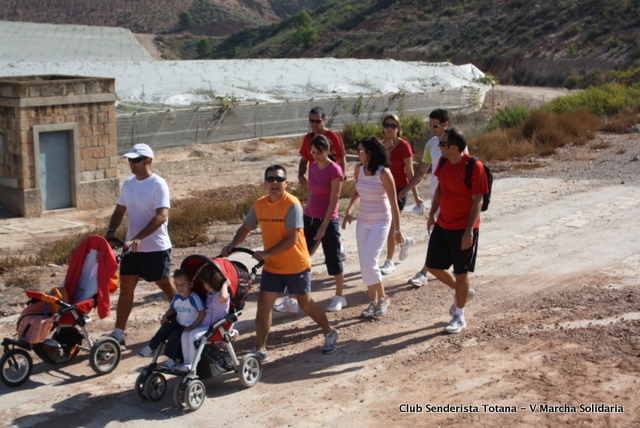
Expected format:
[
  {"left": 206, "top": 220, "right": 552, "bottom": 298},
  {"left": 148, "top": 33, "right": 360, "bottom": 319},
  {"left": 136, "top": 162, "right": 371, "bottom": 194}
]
[{"left": 39, "top": 130, "right": 72, "bottom": 210}]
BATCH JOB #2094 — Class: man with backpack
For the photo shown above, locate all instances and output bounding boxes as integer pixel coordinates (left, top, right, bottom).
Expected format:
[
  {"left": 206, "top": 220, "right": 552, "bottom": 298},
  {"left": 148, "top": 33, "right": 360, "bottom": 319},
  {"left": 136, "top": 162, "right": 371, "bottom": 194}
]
[{"left": 426, "top": 128, "right": 489, "bottom": 334}]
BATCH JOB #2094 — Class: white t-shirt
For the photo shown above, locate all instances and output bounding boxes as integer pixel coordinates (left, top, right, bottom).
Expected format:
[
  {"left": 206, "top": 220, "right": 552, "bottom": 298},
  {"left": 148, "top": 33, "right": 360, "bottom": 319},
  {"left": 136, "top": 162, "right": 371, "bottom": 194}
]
[
  {"left": 117, "top": 173, "right": 171, "bottom": 252},
  {"left": 422, "top": 136, "right": 469, "bottom": 198}
]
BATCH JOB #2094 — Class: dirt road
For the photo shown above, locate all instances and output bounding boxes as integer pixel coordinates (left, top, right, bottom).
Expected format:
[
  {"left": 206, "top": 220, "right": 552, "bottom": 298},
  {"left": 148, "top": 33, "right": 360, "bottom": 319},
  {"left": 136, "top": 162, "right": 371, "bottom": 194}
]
[{"left": 1, "top": 92, "right": 639, "bottom": 426}]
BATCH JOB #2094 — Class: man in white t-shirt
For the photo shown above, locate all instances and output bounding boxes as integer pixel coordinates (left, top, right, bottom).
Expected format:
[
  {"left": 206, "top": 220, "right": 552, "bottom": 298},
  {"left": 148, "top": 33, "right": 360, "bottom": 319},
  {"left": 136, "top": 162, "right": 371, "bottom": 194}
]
[{"left": 106, "top": 143, "right": 175, "bottom": 347}]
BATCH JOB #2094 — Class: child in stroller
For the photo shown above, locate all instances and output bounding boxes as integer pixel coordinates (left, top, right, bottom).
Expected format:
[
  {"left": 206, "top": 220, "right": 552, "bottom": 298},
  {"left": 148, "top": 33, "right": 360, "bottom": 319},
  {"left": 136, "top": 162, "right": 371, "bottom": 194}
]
[
  {"left": 135, "top": 248, "right": 263, "bottom": 411},
  {"left": 177, "top": 263, "right": 231, "bottom": 372},
  {"left": 1, "top": 235, "right": 126, "bottom": 387},
  {"left": 136, "top": 268, "right": 206, "bottom": 369}
]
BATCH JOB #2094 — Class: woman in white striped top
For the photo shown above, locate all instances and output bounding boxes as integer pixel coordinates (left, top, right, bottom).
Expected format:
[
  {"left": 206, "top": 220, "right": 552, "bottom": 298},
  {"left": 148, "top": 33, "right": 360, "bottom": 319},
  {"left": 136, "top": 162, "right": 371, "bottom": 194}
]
[{"left": 342, "top": 137, "right": 404, "bottom": 317}]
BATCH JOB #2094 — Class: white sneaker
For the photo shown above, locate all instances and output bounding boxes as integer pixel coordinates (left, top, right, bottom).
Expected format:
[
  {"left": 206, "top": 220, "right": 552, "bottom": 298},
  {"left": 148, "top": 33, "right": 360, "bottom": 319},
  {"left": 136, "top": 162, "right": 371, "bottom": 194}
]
[
  {"left": 380, "top": 259, "right": 395, "bottom": 275},
  {"left": 409, "top": 270, "right": 428, "bottom": 287},
  {"left": 273, "top": 297, "right": 299, "bottom": 313},
  {"left": 322, "top": 329, "right": 339, "bottom": 354},
  {"left": 398, "top": 237, "right": 414, "bottom": 260},
  {"left": 445, "top": 314, "right": 467, "bottom": 334},
  {"left": 374, "top": 296, "right": 390, "bottom": 316},
  {"left": 137, "top": 345, "right": 154, "bottom": 358},
  {"left": 449, "top": 288, "right": 476, "bottom": 316},
  {"left": 339, "top": 246, "right": 348, "bottom": 261},
  {"left": 361, "top": 301, "right": 377, "bottom": 318},
  {"left": 175, "top": 363, "right": 192, "bottom": 372},
  {"left": 326, "top": 295, "right": 347, "bottom": 312}
]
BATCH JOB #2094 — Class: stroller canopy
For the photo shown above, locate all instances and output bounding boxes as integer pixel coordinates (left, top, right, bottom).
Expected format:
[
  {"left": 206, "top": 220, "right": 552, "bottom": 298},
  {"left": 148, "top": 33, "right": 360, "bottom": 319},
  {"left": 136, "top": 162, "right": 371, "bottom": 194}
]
[{"left": 63, "top": 235, "right": 119, "bottom": 319}]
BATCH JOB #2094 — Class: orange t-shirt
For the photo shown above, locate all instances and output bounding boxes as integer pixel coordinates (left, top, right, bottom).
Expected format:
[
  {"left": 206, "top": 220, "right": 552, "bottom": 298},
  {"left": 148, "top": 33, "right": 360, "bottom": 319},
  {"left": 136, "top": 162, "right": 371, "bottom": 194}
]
[{"left": 248, "top": 192, "right": 311, "bottom": 274}]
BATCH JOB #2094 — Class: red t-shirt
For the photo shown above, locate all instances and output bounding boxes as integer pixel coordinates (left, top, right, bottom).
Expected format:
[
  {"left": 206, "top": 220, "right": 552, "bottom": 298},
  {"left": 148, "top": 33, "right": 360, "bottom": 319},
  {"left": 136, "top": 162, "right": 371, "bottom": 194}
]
[
  {"left": 299, "top": 129, "right": 346, "bottom": 161},
  {"left": 387, "top": 138, "right": 413, "bottom": 191},
  {"left": 434, "top": 153, "right": 489, "bottom": 230}
]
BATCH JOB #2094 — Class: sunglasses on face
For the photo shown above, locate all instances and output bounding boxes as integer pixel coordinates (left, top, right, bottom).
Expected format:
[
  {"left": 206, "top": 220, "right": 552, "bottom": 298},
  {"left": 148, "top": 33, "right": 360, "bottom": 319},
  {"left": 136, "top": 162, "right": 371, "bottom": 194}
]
[
  {"left": 265, "top": 176, "right": 286, "bottom": 183},
  {"left": 357, "top": 148, "right": 367, "bottom": 153},
  {"left": 430, "top": 122, "right": 446, "bottom": 128},
  {"left": 128, "top": 157, "right": 146, "bottom": 163},
  {"left": 309, "top": 119, "right": 323, "bottom": 124},
  {"left": 438, "top": 141, "right": 453, "bottom": 147},
  {"left": 383, "top": 122, "right": 398, "bottom": 129}
]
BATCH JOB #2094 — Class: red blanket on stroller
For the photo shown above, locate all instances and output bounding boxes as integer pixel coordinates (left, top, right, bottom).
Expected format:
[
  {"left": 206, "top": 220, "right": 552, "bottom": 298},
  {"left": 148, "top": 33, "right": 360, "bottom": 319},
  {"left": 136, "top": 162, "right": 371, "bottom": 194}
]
[{"left": 64, "top": 235, "right": 119, "bottom": 319}]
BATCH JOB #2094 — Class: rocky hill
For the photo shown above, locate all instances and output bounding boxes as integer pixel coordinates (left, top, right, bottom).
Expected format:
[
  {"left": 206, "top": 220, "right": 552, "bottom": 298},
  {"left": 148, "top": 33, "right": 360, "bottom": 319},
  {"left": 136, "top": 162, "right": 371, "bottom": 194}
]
[
  {"left": 0, "top": 0, "right": 323, "bottom": 34},
  {"left": 2, "top": 0, "right": 639, "bottom": 86}
]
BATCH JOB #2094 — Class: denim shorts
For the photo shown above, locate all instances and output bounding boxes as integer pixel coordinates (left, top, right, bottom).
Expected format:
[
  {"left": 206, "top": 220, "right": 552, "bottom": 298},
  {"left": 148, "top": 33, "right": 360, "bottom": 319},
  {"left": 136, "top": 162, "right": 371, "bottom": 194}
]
[{"left": 260, "top": 269, "right": 311, "bottom": 296}]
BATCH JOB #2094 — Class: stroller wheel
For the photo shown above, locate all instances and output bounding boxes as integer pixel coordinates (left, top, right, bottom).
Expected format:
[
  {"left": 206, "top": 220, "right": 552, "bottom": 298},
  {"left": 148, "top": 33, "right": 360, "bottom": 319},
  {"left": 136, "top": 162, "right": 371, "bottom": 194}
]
[
  {"left": 238, "top": 355, "right": 262, "bottom": 388},
  {"left": 183, "top": 379, "right": 206, "bottom": 411},
  {"left": 1, "top": 349, "right": 33, "bottom": 387},
  {"left": 89, "top": 337, "right": 122, "bottom": 375},
  {"left": 135, "top": 370, "right": 150, "bottom": 400},
  {"left": 173, "top": 380, "right": 187, "bottom": 409},
  {"left": 144, "top": 373, "right": 167, "bottom": 401}
]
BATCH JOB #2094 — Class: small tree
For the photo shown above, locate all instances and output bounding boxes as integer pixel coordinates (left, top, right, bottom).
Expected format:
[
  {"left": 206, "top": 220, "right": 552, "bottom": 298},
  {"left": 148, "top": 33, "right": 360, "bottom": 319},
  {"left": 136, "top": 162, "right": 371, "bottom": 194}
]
[
  {"left": 178, "top": 11, "right": 195, "bottom": 29},
  {"left": 197, "top": 38, "right": 212, "bottom": 58},
  {"left": 293, "top": 10, "right": 319, "bottom": 49}
]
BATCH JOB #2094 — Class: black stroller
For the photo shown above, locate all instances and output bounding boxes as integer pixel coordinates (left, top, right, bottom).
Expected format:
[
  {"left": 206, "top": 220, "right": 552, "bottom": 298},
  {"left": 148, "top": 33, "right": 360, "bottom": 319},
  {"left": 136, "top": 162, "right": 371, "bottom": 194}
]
[{"left": 135, "top": 248, "right": 263, "bottom": 411}]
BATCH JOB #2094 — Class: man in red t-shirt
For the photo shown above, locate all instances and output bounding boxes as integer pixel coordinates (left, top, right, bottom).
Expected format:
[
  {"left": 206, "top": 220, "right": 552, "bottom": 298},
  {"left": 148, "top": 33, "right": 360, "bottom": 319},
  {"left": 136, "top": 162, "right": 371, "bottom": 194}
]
[
  {"left": 426, "top": 128, "right": 489, "bottom": 335},
  {"left": 297, "top": 106, "right": 346, "bottom": 187}
]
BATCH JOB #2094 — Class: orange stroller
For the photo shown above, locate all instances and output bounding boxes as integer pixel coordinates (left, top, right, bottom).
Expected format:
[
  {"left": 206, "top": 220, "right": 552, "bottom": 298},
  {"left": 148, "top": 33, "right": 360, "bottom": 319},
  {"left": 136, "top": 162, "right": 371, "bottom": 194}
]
[{"left": 1, "top": 235, "right": 127, "bottom": 387}]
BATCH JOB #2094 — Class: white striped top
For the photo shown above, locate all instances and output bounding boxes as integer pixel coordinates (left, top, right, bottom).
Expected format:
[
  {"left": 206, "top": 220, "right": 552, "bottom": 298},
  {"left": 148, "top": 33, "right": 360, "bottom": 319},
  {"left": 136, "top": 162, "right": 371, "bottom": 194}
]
[{"left": 356, "top": 164, "right": 391, "bottom": 224}]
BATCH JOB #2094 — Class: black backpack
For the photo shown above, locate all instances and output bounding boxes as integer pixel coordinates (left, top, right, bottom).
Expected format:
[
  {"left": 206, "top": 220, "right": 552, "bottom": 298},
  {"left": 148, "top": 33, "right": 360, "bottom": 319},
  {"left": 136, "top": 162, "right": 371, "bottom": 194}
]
[{"left": 437, "top": 156, "right": 493, "bottom": 211}]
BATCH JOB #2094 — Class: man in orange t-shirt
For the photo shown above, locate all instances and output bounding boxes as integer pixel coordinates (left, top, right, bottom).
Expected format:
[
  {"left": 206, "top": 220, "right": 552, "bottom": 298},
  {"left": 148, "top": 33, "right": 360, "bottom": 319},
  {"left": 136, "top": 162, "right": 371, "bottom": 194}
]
[{"left": 222, "top": 165, "right": 339, "bottom": 362}]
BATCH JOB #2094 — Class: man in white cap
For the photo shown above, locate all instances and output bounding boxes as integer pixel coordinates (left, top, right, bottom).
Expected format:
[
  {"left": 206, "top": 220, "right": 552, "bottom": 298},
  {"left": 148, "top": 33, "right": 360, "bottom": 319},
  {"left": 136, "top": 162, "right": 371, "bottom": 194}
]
[{"left": 106, "top": 144, "right": 175, "bottom": 348}]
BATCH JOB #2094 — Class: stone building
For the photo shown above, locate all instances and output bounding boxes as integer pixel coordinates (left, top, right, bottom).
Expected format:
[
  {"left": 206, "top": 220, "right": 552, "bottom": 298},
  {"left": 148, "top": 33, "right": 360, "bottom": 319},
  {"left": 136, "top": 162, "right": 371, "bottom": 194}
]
[{"left": 0, "top": 75, "right": 119, "bottom": 216}]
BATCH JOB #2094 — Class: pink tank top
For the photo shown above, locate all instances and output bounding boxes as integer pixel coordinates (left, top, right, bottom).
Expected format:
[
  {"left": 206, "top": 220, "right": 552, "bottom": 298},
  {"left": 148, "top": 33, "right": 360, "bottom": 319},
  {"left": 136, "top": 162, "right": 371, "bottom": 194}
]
[{"left": 355, "top": 164, "right": 391, "bottom": 224}]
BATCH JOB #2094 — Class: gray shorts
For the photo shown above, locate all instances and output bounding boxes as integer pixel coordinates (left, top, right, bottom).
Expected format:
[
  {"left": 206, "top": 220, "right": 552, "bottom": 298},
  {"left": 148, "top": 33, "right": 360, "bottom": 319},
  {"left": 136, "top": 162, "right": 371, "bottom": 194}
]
[{"left": 260, "top": 269, "right": 311, "bottom": 296}]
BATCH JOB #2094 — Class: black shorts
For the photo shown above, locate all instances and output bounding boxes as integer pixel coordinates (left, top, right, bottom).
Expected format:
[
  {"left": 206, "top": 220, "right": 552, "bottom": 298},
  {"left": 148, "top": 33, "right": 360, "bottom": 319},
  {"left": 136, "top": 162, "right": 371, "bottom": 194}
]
[
  {"left": 426, "top": 224, "right": 478, "bottom": 274},
  {"left": 120, "top": 249, "right": 172, "bottom": 282}
]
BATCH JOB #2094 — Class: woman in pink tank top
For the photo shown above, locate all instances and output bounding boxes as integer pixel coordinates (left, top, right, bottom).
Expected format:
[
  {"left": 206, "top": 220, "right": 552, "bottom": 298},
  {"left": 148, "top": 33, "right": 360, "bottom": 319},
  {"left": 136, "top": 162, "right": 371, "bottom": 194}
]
[{"left": 342, "top": 137, "right": 404, "bottom": 318}]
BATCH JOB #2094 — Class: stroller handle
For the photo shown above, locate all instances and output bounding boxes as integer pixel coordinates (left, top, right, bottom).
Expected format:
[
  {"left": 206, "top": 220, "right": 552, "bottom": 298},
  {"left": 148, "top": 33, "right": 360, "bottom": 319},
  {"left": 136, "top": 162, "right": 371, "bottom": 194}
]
[
  {"left": 106, "top": 237, "right": 133, "bottom": 261},
  {"left": 226, "top": 247, "right": 265, "bottom": 271}
]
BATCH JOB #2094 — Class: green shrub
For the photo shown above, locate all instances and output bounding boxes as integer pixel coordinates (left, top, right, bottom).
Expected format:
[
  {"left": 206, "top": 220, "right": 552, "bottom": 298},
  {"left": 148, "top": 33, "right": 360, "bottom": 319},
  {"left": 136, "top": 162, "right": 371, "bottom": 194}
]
[
  {"left": 341, "top": 122, "right": 382, "bottom": 149},
  {"left": 543, "top": 83, "right": 640, "bottom": 116},
  {"left": 485, "top": 105, "right": 531, "bottom": 131},
  {"left": 400, "top": 114, "right": 428, "bottom": 152}
]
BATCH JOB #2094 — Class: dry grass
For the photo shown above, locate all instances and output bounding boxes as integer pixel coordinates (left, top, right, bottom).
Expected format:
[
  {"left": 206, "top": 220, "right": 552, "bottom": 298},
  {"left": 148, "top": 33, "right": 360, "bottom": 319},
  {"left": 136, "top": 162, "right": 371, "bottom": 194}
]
[
  {"left": 171, "top": 184, "right": 265, "bottom": 247},
  {"left": 0, "top": 251, "right": 36, "bottom": 271},
  {"left": 603, "top": 105, "right": 640, "bottom": 133},
  {"left": 471, "top": 110, "right": 603, "bottom": 162},
  {"left": 469, "top": 128, "right": 534, "bottom": 162},
  {"left": 3, "top": 270, "right": 42, "bottom": 290},
  {"left": 591, "top": 141, "right": 611, "bottom": 150}
]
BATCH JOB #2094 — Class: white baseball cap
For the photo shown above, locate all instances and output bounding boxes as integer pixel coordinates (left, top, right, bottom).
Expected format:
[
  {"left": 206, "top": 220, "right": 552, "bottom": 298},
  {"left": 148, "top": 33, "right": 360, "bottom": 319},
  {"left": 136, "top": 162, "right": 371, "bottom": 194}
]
[{"left": 123, "top": 144, "right": 154, "bottom": 159}]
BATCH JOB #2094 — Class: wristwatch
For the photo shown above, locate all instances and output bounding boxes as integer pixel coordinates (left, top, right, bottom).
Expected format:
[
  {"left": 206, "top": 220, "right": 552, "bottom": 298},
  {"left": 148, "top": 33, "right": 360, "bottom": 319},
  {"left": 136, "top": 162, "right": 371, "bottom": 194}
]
[{"left": 106, "top": 228, "right": 115, "bottom": 233}]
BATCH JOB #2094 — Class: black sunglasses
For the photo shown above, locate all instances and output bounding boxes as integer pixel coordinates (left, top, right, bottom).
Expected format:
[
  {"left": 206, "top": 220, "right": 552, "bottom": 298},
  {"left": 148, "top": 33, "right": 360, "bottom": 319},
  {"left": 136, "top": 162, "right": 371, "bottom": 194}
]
[
  {"left": 265, "top": 176, "right": 286, "bottom": 183},
  {"left": 383, "top": 123, "right": 398, "bottom": 129},
  {"left": 309, "top": 119, "right": 323, "bottom": 124},
  {"left": 128, "top": 157, "right": 147, "bottom": 163},
  {"left": 438, "top": 141, "right": 453, "bottom": 147}
]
